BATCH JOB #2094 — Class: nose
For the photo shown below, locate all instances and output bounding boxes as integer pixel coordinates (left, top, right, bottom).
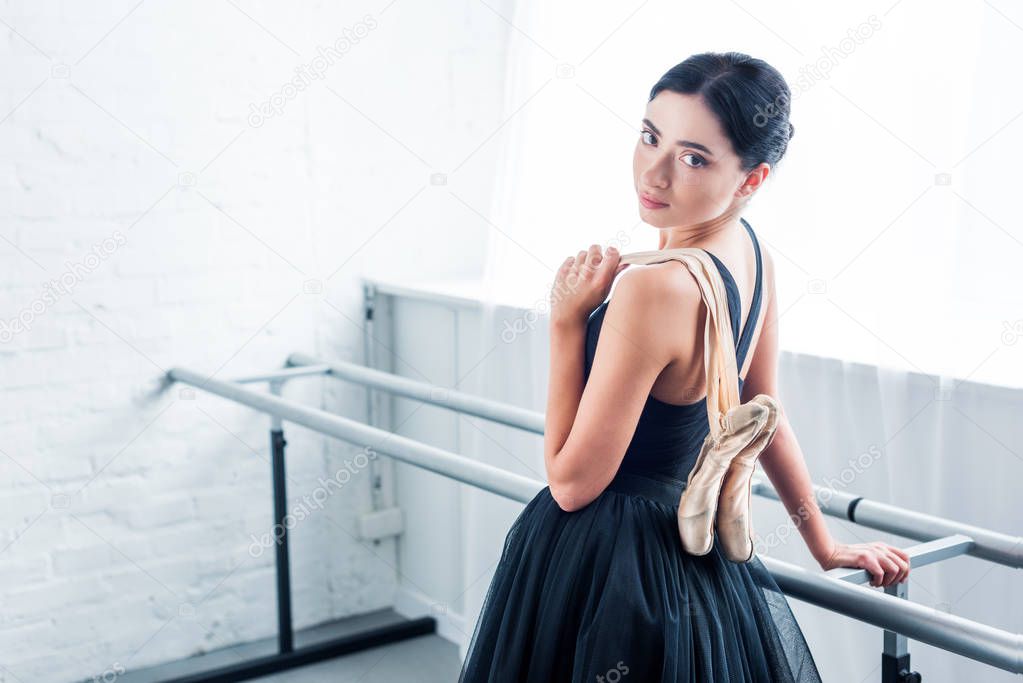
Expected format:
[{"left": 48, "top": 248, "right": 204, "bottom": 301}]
[{"left": 640, "top": 154, "right": 670, "bottom": 190}]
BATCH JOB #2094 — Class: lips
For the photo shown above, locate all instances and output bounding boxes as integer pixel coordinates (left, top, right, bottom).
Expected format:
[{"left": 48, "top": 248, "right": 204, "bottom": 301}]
[{"left": 640, "top": 192, "right": 669, "bottom": 208}]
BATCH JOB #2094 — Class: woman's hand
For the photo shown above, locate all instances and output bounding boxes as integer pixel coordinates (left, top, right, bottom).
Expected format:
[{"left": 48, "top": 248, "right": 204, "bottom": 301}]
[
  {"left": 551, "top": 244, "right": 630, "bottom": 328},
  {"left": 819, "top": 541, "right": 911, "bottom": 587}
]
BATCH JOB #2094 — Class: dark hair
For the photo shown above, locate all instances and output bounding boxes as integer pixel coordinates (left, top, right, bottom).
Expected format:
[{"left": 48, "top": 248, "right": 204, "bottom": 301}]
[{"left": 649, "top": 52, "right": 794, "bottom": 173}]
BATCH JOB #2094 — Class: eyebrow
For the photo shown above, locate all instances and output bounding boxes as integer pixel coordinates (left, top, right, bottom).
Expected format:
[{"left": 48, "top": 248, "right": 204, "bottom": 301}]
[{"left": 642, "top": 118, "right": 715, "bottom": 156}]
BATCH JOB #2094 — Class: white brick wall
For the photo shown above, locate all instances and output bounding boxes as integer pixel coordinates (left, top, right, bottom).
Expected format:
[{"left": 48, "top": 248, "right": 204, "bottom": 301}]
[{"left": 0, "top": 1, "right": 505, "bottom": 680}]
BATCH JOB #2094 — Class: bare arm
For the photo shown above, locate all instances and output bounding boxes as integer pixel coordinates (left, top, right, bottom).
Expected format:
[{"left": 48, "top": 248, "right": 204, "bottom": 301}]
[
  {"left": 544, "top": 317, "right": 588, "bottom": 469},
  {"left": 544, "top": 247, "right": 691, "bottom": 512},
  {"left": 740, "top": 278, "right": 835, "bottom": 565},
  {"left": 741, "top": 247, "right": 911, "bottom": 587}
]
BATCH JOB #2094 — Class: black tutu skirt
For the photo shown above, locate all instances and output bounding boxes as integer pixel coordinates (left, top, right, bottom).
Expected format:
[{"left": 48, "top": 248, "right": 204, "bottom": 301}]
[{"left": 458, "top": 470, "right": 823, "bottom": 682}]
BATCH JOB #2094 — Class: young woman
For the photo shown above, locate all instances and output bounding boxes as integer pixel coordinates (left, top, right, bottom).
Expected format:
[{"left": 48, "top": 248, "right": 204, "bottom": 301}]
[{"left": 459, "top": 51, "right": 911, "bottom": 682}]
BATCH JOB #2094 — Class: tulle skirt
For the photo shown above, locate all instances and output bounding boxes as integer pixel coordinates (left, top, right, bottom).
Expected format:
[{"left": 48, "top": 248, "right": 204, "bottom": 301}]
[{"left": 458, "top": 470, "right": 823, "bottom": 682}]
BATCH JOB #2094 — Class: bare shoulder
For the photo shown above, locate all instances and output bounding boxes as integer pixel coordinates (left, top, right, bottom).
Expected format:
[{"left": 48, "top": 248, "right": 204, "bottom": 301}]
[
  {"left": 614, "top": 258, "right": 702, "bottom": 296},
  {"left": 610, "top": 259, "right": 703, "bottom": 315},
  {"left": 603, "top": 260, "right": 704, "bottom": 365}
]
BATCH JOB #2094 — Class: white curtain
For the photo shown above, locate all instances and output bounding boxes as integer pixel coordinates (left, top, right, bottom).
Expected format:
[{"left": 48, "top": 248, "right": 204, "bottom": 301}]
[{"left": 461, "top": 2, "right": 1023, "bottom": 681}]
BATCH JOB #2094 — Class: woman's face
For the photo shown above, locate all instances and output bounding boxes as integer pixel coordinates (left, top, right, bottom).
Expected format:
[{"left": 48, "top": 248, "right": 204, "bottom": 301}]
[{"left": 633, "top": 90, "right": 762, "bottom": 227}]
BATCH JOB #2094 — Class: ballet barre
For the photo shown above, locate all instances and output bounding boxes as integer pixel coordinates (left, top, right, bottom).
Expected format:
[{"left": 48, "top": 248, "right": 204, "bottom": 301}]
[{"left": 158, "top": 353, "right": 1022, "bottom": 683}]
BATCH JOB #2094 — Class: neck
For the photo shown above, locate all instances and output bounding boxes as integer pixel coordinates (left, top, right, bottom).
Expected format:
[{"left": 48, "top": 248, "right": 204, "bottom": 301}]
[{"left": 658, "top": 198, "right": 749, "bottom": 250}]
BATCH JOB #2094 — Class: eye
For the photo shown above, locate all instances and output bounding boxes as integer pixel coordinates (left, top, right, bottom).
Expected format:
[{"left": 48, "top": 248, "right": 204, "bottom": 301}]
[
  {"left": 681, "top": 152, "right": 706, "bottom": 168},
  {"left": 642, "top": 129, "right": 706, "bottom": 168}
]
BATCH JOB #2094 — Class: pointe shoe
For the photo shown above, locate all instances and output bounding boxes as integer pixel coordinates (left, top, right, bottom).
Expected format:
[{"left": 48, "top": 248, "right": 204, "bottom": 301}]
[
  {"left": 677, "top": 432, "right": 734, "bottom": 556},
  {"left": 715, "top": 394, "right": 779, "bottom": 563},
  {"left": 626, "top": 245, "right": 776, "bottom": 561},
  {"left": 677, "top": 393, "right": 779, "bottom": 558}
]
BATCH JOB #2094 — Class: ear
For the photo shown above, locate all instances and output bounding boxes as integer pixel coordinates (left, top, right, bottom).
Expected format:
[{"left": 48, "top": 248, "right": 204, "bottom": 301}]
[{"left": 739, "top": 162, "right": 770, "bottom": 197}]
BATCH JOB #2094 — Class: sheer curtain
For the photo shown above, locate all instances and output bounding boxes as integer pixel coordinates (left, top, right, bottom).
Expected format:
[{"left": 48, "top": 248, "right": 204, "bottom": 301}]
[{"left": 462, "top": 2, "right": 1022, "bottom": 680}]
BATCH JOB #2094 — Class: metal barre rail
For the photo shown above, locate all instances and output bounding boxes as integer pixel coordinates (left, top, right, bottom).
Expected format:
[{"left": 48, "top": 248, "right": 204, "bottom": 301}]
[
  {"left": 168, "top": 361, "right": 1023, "bottom": 675},
  {"left": 283, "top": 352, "right": 1022, "bottom": 569}
]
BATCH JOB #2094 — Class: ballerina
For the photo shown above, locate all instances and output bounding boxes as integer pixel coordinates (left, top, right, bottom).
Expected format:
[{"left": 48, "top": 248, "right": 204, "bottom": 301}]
[{"left": 459, "top": 50, "right": 910, "bottom": 683}]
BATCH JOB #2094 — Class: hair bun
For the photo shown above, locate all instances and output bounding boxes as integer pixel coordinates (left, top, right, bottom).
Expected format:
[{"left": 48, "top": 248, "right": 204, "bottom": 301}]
[{"left": 650, "top": 52, "right": 795, "bottom": 170}]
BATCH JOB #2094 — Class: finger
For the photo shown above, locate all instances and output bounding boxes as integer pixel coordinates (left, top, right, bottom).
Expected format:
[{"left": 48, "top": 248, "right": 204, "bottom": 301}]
[
  {"left": 570, "top": 251, "right": 586, "bottom": 278},
  {"left": 553, "top": 257, "right": 570, "bottom": 286},
  {"left": 865, "top": 558, "right": 884, "bottom": 587},
  {"left": 884, "top": 549, "right": 906, "bottom": 582},
  {"left": 892, "top": 551, "right": 910, "bottom": 583},
  {"left": 564, "top": 253, "right": 581, "bottom": 280},
  {"left": 879, "top": 556, "right": 899, "bottom": 586},
  {"left": 600, "top": 246, "right": 620, "bottom": 276},
  {"left": 890, "top": 546, "right": 911, "bottom": 564}
]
